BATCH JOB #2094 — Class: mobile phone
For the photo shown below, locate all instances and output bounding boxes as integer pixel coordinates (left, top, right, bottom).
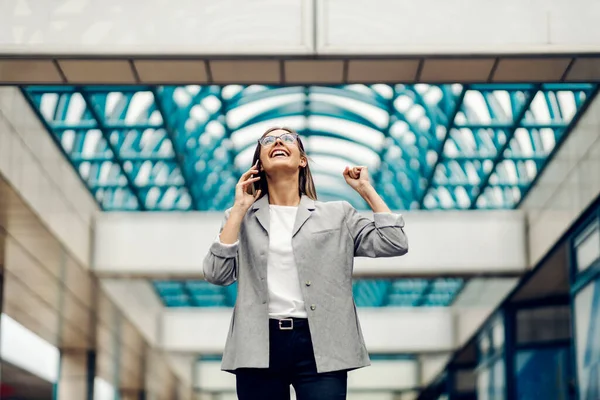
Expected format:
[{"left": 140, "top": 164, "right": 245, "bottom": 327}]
[{"left": 248, "top": 160, "right": 262, "bottom": 196}]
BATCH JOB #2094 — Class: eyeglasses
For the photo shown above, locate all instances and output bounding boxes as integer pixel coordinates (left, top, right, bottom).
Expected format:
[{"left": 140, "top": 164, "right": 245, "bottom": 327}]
[{"left": 258, "top": 133, "right": 297, "bottom": 147}]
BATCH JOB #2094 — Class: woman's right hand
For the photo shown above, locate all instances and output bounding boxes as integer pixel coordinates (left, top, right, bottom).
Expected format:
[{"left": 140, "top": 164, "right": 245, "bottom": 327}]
[{"left": 233, "top": 161, "right": 262, "bottom": 213}]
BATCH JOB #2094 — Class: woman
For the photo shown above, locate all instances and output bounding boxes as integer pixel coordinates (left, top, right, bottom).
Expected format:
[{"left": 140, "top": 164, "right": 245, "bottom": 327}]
[{"left": 203, "top": 127, "right": 408, "bottom": 399}]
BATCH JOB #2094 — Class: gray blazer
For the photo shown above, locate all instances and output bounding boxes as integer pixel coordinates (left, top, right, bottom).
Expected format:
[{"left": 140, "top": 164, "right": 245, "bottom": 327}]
[{"left": 203, "top": 195, "right": 408, "bottom": 373}]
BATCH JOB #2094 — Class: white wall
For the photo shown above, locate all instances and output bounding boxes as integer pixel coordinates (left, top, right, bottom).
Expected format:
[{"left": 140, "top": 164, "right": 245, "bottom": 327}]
[
  {"left": 2, "top": 0, "right": 599, "bottom": 55},
  {"left": 94, "top": 210, "right": 526, "bottom": 277},
  {"left": 521, "top": 94, "right": 600, "bottom": 267},
  {"left": 0, "top": 87, "right": 98, "bottom": 267},
  {"left": 0, "top": 0, "right": 311, "bottom": 55},
  {"left": 318, "top": 0, "right": 600, "bottom": 54},
  {"left": 161, "top": 308, "right": 453, "bottom": 353}
]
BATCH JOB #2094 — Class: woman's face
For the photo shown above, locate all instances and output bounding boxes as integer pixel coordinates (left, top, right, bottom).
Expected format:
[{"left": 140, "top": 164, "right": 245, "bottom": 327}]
[{"left": 259, "top": 129, "right": 306, "bottom": 175}]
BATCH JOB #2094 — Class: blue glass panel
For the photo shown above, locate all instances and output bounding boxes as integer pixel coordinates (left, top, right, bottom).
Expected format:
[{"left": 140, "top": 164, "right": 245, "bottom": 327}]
[
  {"left": 515, "top": 347, "right": 570, "bottom": 400},
  {"left": 574, "top": 277, "right": 600, "bottom": 400},
  {"left": 23, "top": 84, "right": 597, "bottom": 211},
  {"left": 153, "top": 278, "right": 464, "bottom": 308},
  {"left": 574, "top": 219, "right": 600, "bottom": 273}
]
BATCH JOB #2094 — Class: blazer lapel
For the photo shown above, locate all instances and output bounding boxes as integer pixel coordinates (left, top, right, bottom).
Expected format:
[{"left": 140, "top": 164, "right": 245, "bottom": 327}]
[
  {"left": 252, "top": 195, "right": 270, "bottom": 235},
  {"left": 292, "top": 195, "right": 316, "bottom": 237}
]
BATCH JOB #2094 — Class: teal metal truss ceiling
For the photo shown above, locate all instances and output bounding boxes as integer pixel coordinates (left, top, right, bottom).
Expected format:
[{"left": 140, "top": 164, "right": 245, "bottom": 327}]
[
  {"left": 23, "top": 83, "right": 597, "bottom": 211},
  {"left": 152, "top": 278, "right": 465, "bottom": 308}
]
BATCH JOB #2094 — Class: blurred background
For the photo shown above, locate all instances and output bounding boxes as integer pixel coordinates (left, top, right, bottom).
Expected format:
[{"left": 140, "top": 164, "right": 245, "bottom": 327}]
[{"left": 0, "top": 0, "right": 599, "bottom": 399}]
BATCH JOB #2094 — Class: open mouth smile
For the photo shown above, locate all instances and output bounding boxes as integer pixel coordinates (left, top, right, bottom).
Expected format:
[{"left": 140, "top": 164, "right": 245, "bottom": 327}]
[{"left": 270, "top": 148, "right": 290, "bottom": 158}]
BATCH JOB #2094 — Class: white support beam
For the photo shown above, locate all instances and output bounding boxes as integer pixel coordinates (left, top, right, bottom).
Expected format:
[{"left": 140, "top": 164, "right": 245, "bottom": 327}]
[
  {"left": 3, "top": 1, "right": 600, "bottom": 84},
  {"left": 161, "top": 308, "right": 454, "bottom": 354},
  {"left": 93, "top": 210, "right": 526, "bottom": 278},
  {"left": 196, "top": 359, "right": 418, "bottom": 392},
  {"left": 1, "top": 0, "right": 598, "bottom": 56},
  {"left": 0, "top": 0, "right": 312, "bottom": 55},
  {"left": 353, "top": 210, "right": 526, "bottom": 277},
  {"left": 318, "top": 0, "right": 600, "bottom": 55},
  {"left": 347, "top": 361, "right": 417, "bottom": 391},
  {"left": 419, "top": 354, "right": 452, "bottom": 387}
]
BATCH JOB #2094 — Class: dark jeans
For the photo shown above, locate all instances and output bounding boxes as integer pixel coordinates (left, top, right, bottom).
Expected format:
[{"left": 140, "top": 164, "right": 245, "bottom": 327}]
[{"left": 235, "top": 318, "right": 347, "bottom": 400}]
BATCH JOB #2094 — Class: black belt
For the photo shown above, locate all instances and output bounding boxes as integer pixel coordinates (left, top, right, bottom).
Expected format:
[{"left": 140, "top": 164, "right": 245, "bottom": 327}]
[{"left": 269, "top": 317, "right": 308, "bottom": 331}]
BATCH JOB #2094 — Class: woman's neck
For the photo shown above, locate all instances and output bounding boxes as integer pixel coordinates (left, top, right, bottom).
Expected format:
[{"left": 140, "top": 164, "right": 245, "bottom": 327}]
[{"left": 267, "top": 174, "right": 301, "bottom": 206}]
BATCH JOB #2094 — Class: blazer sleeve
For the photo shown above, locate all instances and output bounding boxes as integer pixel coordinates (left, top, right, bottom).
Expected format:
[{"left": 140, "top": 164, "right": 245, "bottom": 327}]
[
  {"left": 342, "top": 201, "right": 408, "bottom": 258},
  {"left": 202, "top": 208, "right": 239, "bottom": 286}
]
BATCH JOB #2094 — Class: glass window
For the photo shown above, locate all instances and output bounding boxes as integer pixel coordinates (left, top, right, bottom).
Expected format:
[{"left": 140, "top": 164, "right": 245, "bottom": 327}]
[
  {"left": 575, "top": 220, "right": 600, "bottom": 272},
  {"left": 454, "top": 369, "right": 476, "bottom": 393},
  {"left": 477, "top": 367, "right": 490, "bottom": 400},
  {"left": 491, "top": 358, "right": 506, "bottom": 400},
  {"left": 515, "top": 347, "right": 570, "bottom": 400},
  {"left": 516, "top": 305, "right": 571, "bottom": 344},
  {"left": 492, "top": 321, "right": 505, "bottom": 351},
  {"left": 94, "top": 377, "right": 116, "bottom": 400},
  {"left": 479, "top": 331, "right": 491, "bottom": 359},
  {"left": 574, "top": 278, "right": 600, "bottom": 400}
]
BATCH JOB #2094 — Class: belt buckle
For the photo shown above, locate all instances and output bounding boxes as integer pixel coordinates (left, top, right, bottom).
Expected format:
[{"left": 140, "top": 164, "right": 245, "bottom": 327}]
[{"left": 279, "top": 318, "right": 293, "bottom": 330}]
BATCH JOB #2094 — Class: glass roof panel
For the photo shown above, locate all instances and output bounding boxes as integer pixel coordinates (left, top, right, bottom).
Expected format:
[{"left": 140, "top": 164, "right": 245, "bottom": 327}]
[
  {"left": 152, "top": 278, "right": 465, "bottom": 308},
  {"left": 23, "top": 83, "right": 597, "bottom": 211}
]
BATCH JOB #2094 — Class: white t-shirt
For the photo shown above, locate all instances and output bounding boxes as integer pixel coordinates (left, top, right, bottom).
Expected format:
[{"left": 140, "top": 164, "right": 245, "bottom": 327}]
[
  {"left": 216, "top": 205, "right": 307, "bottom": 319},
  {"left": 266, "top": 205, "right": 307, "bottom": 319}
]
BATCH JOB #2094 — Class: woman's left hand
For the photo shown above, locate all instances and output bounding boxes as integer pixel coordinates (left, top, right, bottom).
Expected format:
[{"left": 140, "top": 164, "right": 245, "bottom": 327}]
[{"left": 343, "top": 166, "right": 371, "bottom": 192}]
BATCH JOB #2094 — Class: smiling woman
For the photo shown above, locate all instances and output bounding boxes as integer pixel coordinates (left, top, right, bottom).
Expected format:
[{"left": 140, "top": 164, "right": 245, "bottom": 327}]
[
  {"left": 249, "top": 127, "right": 318, "bottom": 203},
  {"left": 202, "top": 126, "right": 409, "bottom": 400}
]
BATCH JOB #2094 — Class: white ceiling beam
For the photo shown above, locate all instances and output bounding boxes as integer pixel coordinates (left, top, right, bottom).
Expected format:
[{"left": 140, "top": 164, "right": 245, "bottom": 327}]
[
  {"left": 161, "top": 308, "right": 454, "bottom": 354},
  {"left": 93, "top": 210, "right": 527, "bottom": 278}
]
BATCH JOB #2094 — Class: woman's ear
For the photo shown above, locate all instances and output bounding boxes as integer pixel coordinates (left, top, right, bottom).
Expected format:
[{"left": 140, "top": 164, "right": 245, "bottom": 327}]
[{"left": 300, "top": 157, "right": 307, "bottom": 168}]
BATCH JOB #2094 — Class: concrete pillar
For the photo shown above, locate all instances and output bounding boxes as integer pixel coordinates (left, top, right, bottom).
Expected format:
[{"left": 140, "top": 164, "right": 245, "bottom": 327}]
[
  {"left": 177, "top": 386, "right": 194, "bottom": 400},
  {"left": 0, "top": 258, "right": 4, "bottom": 391},
  {"left": 120, "top": 389, "right": 145, "bottom": 400},
  {"left": 56, "top": 350, "right": 95, "bottom": 400}
]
